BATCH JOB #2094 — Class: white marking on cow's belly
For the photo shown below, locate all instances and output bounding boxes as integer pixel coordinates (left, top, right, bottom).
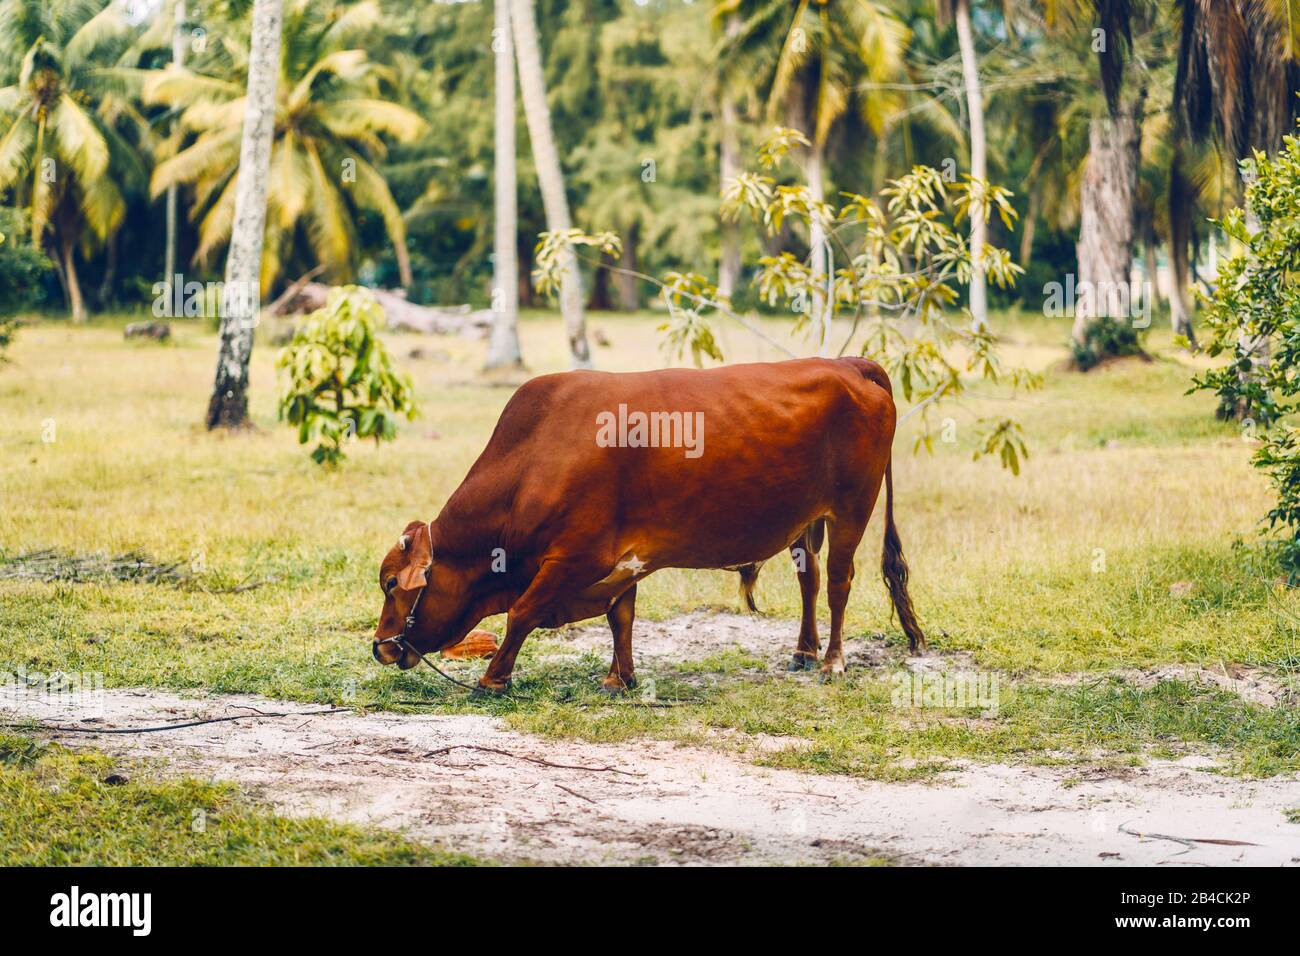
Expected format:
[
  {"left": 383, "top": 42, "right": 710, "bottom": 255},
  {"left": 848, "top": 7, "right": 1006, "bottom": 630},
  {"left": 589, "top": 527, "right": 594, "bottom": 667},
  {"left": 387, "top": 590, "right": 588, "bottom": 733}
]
[
  {"left": 592, "top": 552, "right": 650, "bottom": 589},
  {"left": 616, "top": 554, "right": 647, "bottom": 574}
]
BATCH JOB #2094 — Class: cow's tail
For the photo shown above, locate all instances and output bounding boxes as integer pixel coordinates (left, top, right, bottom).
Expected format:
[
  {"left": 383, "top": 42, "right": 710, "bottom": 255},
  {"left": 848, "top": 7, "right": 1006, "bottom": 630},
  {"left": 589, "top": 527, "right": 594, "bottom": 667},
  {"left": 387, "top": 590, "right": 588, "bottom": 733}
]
[
  {"left": 841, "top": 356, "right": 925, "bottom": 654},
  {"left": 737, "top": 561, "right": 763, "bottom": 613},
  {"left": 881, "top": 455, "right": 925, "bottom": 655}
]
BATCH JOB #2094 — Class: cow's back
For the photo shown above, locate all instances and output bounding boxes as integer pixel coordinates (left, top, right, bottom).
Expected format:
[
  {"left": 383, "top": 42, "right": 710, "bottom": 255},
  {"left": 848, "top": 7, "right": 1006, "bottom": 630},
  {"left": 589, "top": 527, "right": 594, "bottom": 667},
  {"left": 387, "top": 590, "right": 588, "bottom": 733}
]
[{"left": 489, "top": 358, "right": 896, "bottom": 570}]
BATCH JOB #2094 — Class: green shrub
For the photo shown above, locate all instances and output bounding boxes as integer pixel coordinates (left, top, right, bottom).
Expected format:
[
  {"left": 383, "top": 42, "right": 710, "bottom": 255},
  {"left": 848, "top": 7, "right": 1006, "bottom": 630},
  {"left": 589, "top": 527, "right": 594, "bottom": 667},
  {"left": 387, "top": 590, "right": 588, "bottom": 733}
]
[
  {"left": 0, "top": 210, "right": 52, "bottom": 317},
  {"left": 1069, "top": 315, "right": 1144, "bottom": 371},
  {"left": 276, "top": 286, "right": 417, "bottom": 467},
  {"left": 0, "top": 314, "right": 15, "bottom": 366},
  {"left": 1194, "top": 121, "right": 1300, "bottom": 577}
]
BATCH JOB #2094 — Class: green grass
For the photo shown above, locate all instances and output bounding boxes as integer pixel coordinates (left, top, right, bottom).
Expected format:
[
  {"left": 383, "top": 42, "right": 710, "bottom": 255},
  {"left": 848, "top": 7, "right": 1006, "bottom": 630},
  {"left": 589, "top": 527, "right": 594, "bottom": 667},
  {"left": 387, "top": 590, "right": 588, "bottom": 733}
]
[
  {"left": 0, "top": 733, "right": 481, "bottom": 865},
  {"left": 1, "top": 307, "right": 1297, "bottom": 784},
  {"left": 343, "top": 651, "right": 1300, "bottom": 781}
]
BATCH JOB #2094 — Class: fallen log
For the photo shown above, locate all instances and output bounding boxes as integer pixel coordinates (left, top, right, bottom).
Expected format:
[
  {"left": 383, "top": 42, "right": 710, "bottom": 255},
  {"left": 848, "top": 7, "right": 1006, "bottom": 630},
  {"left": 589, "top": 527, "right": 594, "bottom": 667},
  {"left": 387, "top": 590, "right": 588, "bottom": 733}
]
[{"left": 267, "top": 282, "right": 491, "bottom": 338}]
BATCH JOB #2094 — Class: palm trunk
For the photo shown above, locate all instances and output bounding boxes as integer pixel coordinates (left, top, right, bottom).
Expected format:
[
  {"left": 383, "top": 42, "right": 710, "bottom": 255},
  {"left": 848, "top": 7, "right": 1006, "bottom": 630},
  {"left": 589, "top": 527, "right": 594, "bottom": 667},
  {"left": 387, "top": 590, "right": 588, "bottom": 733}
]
[
  {"left": 615, "top": 223, "right": 640, "bottom": 311},
  {"left": 1019, "top": 186, "right": 1039, "bottom": 267},
  {"left": 510, "top": 0, "right": 590, "bottom": 368},
  {"left": 98, "top": 231, "right": 117, "bottom": 306},
  {"left": 1167, "top": 166, "right": 1196, "bottom": 347},
  {"left": 717, "top": 12, "right": 742, "bottom": 302},
  {"left": 165, "top": 0, "right": 186, "bottom": 286},
  {"left": 60, "top": 233, "right": 87, "bottom": 324},
  {"left": 206, "top": 0, "right": 283, "bottom": 430},
  {"left": 806, "top": 140, "right": 832, "bottom": 355},
  {"left": 1143, "top": 230, "right": 1163, "bottom": 329},
  {"left": 517, "top": 233, "right": 535, "bottom": 307},
  {"left": 1168, "top": 253, "right": 1194, "bottom": 344},
  {"left": 50, "top": 246, "right": 69, "bottom": 308},
  {"left": 587, "top": 256, "right": 613, "bottom": 310},
  {"left": 485, "top": 0, "right": 524, "bottom": 371},
  {"left": 1072, "top": 108, "right": 1141, "bottom": 344},
  {"left": 954, "top": 0, "right": 987, "bottom": 330},
  {"left": 394, "top": 235, "right": 413, "bottom": 290}
]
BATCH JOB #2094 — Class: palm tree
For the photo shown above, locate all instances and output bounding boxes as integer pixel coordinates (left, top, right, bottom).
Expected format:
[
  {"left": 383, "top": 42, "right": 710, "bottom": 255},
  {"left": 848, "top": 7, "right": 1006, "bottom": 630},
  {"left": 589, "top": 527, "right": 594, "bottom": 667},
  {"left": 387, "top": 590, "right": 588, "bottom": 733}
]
[
  {"left": 0, "top": 0, "right": 139, "bottom": 321},
  {"left": 725, "top": 0, "right": 908, "bottom": 352},
  {"left": 1172, "top": 0, "right": 1300, "bottom": 403},
  {"left": 485, "top": 0, "right": 523, "bottom": 372},
  {"left": 164, "top": 0, "right": 187, "bottom": 286},
  {"left": 147, "top": 0, "right": 425, "bottom": 296},
  {"left": 510, "top": 0, "right": 590, "bottom": 368},
  {"left": 940, "top": 0, "right": 988, "bottom": 328},
  {"left": 205, "top": 0, "right": 284, "bottom": 430},
  {"left": 1174, "top": 0, "right": 1300, "bottom": 164},
  {"left": 572, "top": 8, "right": 717, "bottom": 314},
  {"left": 1051, "top": 0, "right": 1145, "bottom": 346},
  {"left": 715, "top": 6, "right": 744, "bottom": 302}
]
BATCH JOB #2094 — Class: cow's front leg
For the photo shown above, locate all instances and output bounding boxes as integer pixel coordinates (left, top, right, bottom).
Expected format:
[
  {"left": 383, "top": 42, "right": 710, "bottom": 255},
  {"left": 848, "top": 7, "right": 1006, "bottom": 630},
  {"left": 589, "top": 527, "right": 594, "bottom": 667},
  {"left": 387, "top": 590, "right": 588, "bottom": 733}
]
[
  {"left": 477, "top": 558, "right": 582, "bottom": 694},
  {"left": 600, "top": 582, "right": 637, "bottom": 695},
  {"left": 475, "top": 615, "right": 528, "bottom": 695}
]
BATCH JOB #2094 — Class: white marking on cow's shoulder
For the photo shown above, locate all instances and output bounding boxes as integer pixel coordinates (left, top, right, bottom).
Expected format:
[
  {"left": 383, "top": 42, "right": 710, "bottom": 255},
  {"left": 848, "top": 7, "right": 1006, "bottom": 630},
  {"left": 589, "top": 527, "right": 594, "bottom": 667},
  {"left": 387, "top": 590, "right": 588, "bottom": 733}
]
[{"left": 616, "top": 554, "right": 647, "bottom": 574}]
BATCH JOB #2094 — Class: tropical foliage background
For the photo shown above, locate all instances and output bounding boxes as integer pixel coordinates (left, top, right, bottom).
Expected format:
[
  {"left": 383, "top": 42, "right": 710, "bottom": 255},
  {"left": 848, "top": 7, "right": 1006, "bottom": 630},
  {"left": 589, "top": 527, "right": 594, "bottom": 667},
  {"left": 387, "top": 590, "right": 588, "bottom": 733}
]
[{"left": 1, "top": 0, "right": 1293, "bottom": 327}]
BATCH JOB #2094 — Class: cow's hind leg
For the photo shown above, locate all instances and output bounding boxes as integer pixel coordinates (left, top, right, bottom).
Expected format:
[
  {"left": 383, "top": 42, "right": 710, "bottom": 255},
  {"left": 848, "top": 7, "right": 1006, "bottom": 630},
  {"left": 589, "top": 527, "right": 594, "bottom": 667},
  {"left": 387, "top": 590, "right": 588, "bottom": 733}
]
[
  {"left": 788, "top": 526, "right": 821, "bottom": 672},
  {"left": 822, "top": 518, "right": 868, "bottom": 679},
  {"left": 600, "top": 582, "right": 637, "bottom": 695}
]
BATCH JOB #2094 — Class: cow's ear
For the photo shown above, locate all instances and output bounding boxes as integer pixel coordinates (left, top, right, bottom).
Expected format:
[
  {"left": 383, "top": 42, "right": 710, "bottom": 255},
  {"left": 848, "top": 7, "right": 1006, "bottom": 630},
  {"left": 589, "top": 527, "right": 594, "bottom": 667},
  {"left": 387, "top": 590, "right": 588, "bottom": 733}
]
[{"left": 397, "top": 522, "right": 432, "bottom": 590}]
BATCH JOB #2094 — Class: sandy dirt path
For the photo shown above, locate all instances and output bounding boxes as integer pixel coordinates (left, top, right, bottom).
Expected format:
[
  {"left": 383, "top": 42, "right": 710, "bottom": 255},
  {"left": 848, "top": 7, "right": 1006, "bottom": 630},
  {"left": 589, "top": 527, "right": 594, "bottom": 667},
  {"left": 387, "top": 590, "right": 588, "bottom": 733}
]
[{"left": 3, "top": 683, "right": 1298, "bottom": 866}]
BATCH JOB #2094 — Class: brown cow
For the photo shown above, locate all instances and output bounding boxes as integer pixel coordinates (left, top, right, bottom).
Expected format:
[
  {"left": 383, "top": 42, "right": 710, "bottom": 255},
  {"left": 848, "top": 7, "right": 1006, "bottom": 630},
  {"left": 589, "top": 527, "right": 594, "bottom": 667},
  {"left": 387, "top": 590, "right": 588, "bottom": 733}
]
[{"left": 372, "top": 356, "right": 924, "bottom": 693}]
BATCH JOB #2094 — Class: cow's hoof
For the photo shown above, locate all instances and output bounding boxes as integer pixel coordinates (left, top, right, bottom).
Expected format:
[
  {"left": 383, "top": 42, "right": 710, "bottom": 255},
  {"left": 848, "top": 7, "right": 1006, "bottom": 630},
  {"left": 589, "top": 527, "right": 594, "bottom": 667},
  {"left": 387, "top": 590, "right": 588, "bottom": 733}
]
[
  {"left": 788, "top": 654, "right": 818, "bottom": 672},
  {"left": 598, "top": 676, "right": 636, "bottom": 696},
  {"left": 471, "top": 679, "right": 512, "bottom": 698},
  {"left": 819, "top": 661, "right": 846, "bottom": 682}
]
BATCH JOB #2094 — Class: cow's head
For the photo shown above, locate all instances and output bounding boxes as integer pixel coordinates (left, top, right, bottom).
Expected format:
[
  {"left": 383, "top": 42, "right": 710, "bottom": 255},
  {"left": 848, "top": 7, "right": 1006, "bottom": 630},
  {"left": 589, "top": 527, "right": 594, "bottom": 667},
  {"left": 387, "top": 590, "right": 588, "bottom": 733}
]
[{"left": 372, "top": 519, "right": 473, "bottom": 668}]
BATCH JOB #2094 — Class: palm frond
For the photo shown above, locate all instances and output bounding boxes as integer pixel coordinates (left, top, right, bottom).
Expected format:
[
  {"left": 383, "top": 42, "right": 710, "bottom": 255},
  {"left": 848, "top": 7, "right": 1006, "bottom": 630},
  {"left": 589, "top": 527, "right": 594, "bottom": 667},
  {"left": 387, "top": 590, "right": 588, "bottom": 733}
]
[
  {"left": 144, "top": 69, "right": 243, "bottom": 110},
  {"left": 286, "top": 49, "right": 367, "bottom": 113},
  {"left": 0, "top": 0, "right": 53, "bottom": 60},
  {"left": 0, "top": 111, "right": 34, "bottom": 189},
  {"left": 63, "top": 0, "right": 128, "bottom": 73},
  {"left": 52, "top": 92, "right": 110, "bottom": 182},
  {"left": 320, "top": 0, "right": 381, "bottom": 50},
  {"left": 269, "top": 132, "right": 310, "bottom": 230},
  {"left": 345, "top": 152, "right": 410, "bottom": 285},
  {"left": 193, "top": 170, "right": 238, "bottom": 265},
  {"left": 313, "top": 97, "right": 426, "bottom": 142},
  {"left": 76, "top": 164, "right": 124, "bottom": 239},
  {"left": 150, "top": 126, "right": 241, "bottom": 197},
  {"left": 179, "top": 96, "right": 246, "bottom": 135},
  {"left": 302, "top": 138, "right": 352, "bottom": 278}
]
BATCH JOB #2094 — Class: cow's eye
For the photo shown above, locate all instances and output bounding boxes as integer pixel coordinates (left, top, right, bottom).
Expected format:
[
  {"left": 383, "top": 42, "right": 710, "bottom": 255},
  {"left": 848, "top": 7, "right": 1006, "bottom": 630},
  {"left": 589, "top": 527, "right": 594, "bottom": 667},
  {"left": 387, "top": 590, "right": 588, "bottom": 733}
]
[{"left": 385, "top": 576, "right": 398, "bottom": 595}]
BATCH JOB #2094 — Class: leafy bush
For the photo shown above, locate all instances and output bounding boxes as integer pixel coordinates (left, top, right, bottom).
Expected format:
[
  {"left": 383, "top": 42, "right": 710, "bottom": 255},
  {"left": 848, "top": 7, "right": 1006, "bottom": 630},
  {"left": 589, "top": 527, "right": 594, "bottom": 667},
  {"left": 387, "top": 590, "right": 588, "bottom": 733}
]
[
  {"left": 276, "top": 286, "right": 417, "bottom": 467},
  {"left": 536, "top": 127, "right": 1042, "bottom": 470},
  {"left": 0, "top": 314, "right": 15, "bottom": 366},
  {"left": 1069, "top": 316, "right": 1144, "bottom": 371},
  {"left": 0, "top": 210, "right": 52, "bottom": 316},
  {"left": 1193, "top": 121, "right": 1300, "bottom": 576}
]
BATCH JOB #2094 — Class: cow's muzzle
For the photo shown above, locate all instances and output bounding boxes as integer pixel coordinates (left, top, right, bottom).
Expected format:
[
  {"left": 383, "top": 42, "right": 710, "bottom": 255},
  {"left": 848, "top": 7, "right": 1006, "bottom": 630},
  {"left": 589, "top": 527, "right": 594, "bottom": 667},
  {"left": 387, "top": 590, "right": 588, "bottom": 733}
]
[{"left": 372, "top": 638, "right": 420, "bottom": 669}]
